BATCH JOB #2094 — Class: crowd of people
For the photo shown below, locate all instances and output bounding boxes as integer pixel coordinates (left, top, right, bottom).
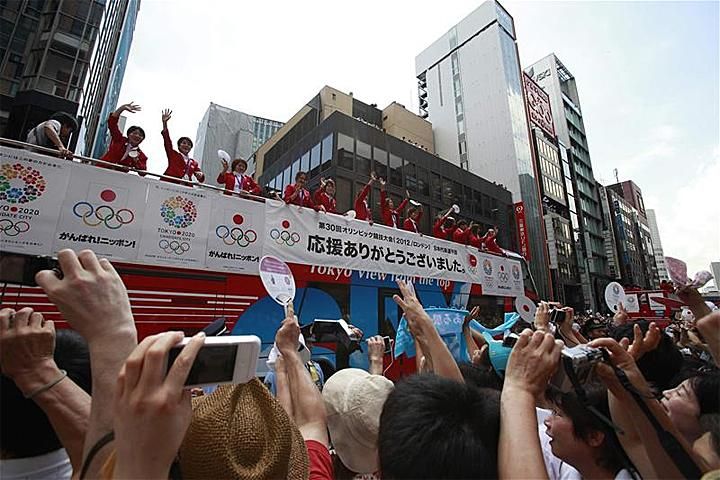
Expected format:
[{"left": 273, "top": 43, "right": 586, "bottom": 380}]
[
  {"left": 1, "top": 248, "right": 719, "bottom": 479},
  {"left": 24, "top": 107, "right": 505, "bottom": 250}
]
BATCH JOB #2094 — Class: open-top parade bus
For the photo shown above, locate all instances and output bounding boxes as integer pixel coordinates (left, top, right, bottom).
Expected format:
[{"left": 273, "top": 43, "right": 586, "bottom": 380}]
[{"left": 0, "top": 140, "right": 536, "bottom": 374}]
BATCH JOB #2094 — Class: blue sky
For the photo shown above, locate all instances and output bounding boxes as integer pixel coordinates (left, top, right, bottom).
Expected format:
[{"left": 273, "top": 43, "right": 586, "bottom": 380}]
[{"left": 118, "top": 0, "right": 719, "bottom": 279}]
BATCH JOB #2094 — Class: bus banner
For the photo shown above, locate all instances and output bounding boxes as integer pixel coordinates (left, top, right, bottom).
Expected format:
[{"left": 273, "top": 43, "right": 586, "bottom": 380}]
[
  {"left": 1, "top": 147, "right": 71, "bottom": 255},
  {"left": 262, "top": 199, "right": 524, "bottom": 297},
  {"left": 205, "top": 193, "right": 264, "bottom": 273},
  {"left": 53, "top": 162, "right": 147, "bottom": 259},
  {"left": 137, "top": 182, "right": 212, "bottom": 268}
]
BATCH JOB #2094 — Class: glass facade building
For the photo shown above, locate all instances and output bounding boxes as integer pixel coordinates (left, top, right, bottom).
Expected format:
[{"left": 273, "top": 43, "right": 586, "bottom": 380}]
[
  {"left": 415, "top": 0, "right": 551, "bottom": 298},
  {"left": 1, "top": 0, "right": 106, "bottom": 146}
]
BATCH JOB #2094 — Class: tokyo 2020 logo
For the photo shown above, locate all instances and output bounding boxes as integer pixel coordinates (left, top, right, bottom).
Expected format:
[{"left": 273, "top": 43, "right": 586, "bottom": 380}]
[
  {"left": 270, "top": 219, "right": 300, "bottom": 246},
  {"left": 215, "top": 213, "right": 257, "bottom": 247},
  {"left": 0, "top": 163, "right": 46, "bottom": 204},
  {"left": 512, "top": 264, "right": 521, "bottom": 280},
  {"left": 482, "top": 259, "right": 493, "bottom": 276},
  {"left": 160, "top": 196, "right": 197, "bottom": 228},
  {"left": 73, "top": 189, "right": 134, "bottom": 229}
]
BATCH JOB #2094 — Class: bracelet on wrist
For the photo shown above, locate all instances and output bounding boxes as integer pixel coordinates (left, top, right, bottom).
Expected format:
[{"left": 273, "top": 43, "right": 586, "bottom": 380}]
[{"left": 24, "top": 369, "right": 67, "bottom": 399}]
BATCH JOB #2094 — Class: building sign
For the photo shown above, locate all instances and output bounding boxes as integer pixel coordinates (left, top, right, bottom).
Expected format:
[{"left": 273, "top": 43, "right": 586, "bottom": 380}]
[
  {"left": 523, "top": 72, "right": 555, "bottom": 138},
  {"left": 514, "top": 202, "right": 531, "bottom": 261}
]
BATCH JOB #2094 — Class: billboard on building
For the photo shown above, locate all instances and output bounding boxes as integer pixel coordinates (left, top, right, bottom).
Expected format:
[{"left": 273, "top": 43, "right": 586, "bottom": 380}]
[{"left": 523, "top": 72, "right": 555, "bottom": 138}]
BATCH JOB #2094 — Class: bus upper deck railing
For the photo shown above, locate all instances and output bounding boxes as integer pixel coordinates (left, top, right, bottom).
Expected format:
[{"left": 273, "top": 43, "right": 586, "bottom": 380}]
[{"left": 0, "top": 137, "right": 268, "bottom": 203}]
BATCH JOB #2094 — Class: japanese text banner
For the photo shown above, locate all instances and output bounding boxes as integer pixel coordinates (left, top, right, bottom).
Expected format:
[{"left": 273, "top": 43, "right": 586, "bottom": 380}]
[{"left": 264, "top": 200, "right": 491, "bottom": 285}]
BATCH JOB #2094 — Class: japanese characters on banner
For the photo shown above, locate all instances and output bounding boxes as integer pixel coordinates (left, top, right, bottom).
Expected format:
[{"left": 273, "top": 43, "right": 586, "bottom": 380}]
[
  {"left": 0, "top": 146, "right": 526, "bottom": 298},
  {"left": 137, "top": 183, "right": 212, "bottom": 268},
  {"left": 514, "top": 202, "right": 531, "bottom": 260},
  {"left": 205, "top": 194, "right": 264, "bottom": 273},
  {"left": 0, "top": 148, "right": 70, "bottom": 255},
  {"left": 262, "top": 200, "right": 525, "bottom": 296},
  {"left": 53, "top": 164, "right": 147, "bottom": 258}
]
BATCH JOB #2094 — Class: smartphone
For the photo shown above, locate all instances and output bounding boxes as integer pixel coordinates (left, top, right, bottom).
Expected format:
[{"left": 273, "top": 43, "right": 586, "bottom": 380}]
[
  {"left": 166, "top": 335, "right": 261, "bottom": 388},
  {"left": 383, "top": 336, "right": 392, "bottom": 354},
  {"left": 0, "top": 252, "right": 60, "bottom": 286}
]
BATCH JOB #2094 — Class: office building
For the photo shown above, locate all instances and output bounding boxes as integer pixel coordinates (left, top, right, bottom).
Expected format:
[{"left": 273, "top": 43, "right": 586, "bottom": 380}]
[
  {"left": 646, "top": 209, "right": 669, "bottom": 281},
  {"left": 194, "top": 102, "right": 283, "bottom": 185},
  {"left": 526, "top": 54, "right": 610, "bottom": 310},
  {"left": 1, "top": 0, "right": 106, "bottom": 148},
  {"left": 523, "top": 72, "right": 583, "bottom": 307},
  {"left": 414, "top": 0, "right": 551, "bottom": 298},
  {"left": 256, "top": 86, "right": 516, "bottom": 250},
  {"left": 79, "top": 0, "right": 141, "bottom": 158},
  {"left": 711, "top": 262, "right": 720, "bottom": 291},
  {"left": 607, "top": 180, "right": 659, "bottom": 288}
]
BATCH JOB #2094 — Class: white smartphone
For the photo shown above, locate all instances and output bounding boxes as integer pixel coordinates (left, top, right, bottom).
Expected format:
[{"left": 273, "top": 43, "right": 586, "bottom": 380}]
[{"left": 166, "top": 335, "right": 261, "bottom": 388}]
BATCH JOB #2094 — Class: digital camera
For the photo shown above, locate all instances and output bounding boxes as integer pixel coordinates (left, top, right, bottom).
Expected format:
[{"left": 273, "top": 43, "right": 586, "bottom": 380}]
[{"left": 551, "top": 344, "right": 604, "bottom": 392}]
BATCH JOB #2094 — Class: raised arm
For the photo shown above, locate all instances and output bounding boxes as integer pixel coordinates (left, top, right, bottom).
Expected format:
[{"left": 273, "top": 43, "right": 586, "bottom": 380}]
[
  {"left": 35, "top": 249, "right": 137, "bottom": 478},
  {"left": 109, "top": 102, "right": 141, "bottom": 141},
  {"left": 0, "top": 307, "right": 91, "bottom": 471},
  {"left": 161, "top": 108, "right": 175, "bottom": 156}
]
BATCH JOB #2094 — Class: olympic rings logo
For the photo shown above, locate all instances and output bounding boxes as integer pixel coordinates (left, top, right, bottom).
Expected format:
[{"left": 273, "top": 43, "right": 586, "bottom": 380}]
[
  {"left": 270, "top": 228, "right": 300, "bottom": 246},
  {"left": 160, "top": 196, "right": 197, "bottom": 229},
  {"left": 498, "top": 272, "right": 509, "bottom": 282},
  {"left": 0, "top": 163, "right": 47, "bottom": 204},
  {"left": 73, "top": 202, "right": 134, "bottom": 229},
  {"left": 159, "top": 239, "right": 190, "bottom": 255},
  {"left": 0, "top": 219, "right": 30, "bottom": 236},
  {"left": 215, "top": 225, "right": 257, "bottom": 247}
]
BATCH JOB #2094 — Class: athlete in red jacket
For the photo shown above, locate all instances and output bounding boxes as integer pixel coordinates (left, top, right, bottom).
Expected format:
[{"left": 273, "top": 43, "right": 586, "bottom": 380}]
[
  {"left": 379, "top": 179, "right": 409, "bottom": 228},
  {"left": 100, "top": 102, "right": 147, "bottom": 175},
  {"left": 284, "top": 171, "right": 314, "bottom": 208},
  {"left": 432, "top": 206, "right": 456, "bottom": 240},
  {"left": 466, "top": 223, "right": 483, "bottom": 248},
  {"left": 452, "top": 219, "right": 470, "bottom": 244},
  {"left": 403, "top": 205, "right": 423, "bottom": 233},
  {"left": 481, "top": 227, "right": 505, "bottom": 255},
  {"left": 160, "top": 109, "right": 204, "bottom": 185},
  {"left": 354, "top": 172, "right": 378, "bottom": 222},
  {"left": 217, "top": 157, "right": 261, "bottom": 196},
  {"left": 312, "top": 177, "right": 337, "bottom": 213}
]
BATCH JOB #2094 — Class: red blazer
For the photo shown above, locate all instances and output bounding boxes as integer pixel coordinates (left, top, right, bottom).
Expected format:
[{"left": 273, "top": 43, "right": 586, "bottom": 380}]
[
  {"left": 481, "top": 232, "right": 504, "bottom": 255},
  {"left": 284, "top": 183, "right": 314, "bottom": 208},
  {"left": 380, "top": 191, "right": 408, "bottom": 228},
  {"left": 354, "top": 182, "right": 372, "bottom": 221},
  {"left": 403, "top": 217, "right": 419, "bottom": 233},
  {"left": 162, "top": 128, "right": 203, "bottom": 183},
  {"left": 467, "top": 231, "right": 482, "bottom": 248},
  {"left": 100, "top": 115, "right": 147, "bottom": 175},
  {"left": 217, "top": 172, "right": 261, "bottom": 196},
  {"left": 313, "top": 188, "right": 337, "bottom": 213},
  {"left": 452, "top": 227, "right": 470, "bottom": 244},
  {"left": 432, "top": 218, "right": 454, "bottom": 240}
]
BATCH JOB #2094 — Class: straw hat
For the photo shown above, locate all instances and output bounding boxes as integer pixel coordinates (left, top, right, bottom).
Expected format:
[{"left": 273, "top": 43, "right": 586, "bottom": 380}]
[
  {"left": 179, "top": 379, "right": 309, "bottom": 479},
  {"left": 322, "top": 369, "right": 394, "bottom": 474}
]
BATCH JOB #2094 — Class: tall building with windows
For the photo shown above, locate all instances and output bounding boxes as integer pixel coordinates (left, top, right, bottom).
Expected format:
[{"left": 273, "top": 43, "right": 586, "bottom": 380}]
[
  {"left": 193, "top": 102, "right": 283, "bottom": 185},
  {"left": 1, "top": 0, "right": 107, "bottom": 148},
  {"left": 414, "top": 0, "right": 551, "bottom": 299},
  {"left": 526, "top": 54, "right": 610, "bottom": 310},
  {"left": 79, "top": 0, "right": 141, "bottom": 157},
  {"left": 648, "top": 224, "right": 667, "bottom": 281}
]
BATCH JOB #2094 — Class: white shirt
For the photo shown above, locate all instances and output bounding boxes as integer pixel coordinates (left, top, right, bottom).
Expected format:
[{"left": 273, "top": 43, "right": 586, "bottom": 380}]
[
  {"left": 0, "top": 448, "right": 72, "bottom": 480},
  {"left": 233, "top": 173, "right": 245, "bottom": 194},
  {"left": 26, "top": 120, "right": 61, "bottom": 148},
  {"left": 536, "top": 408, "right": 582, "bottom": 480}
]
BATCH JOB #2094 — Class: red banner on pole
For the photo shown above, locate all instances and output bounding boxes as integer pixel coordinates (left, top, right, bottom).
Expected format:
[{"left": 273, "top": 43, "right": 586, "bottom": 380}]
[{"left": 514, "top": 202, "right": 531, "bottom": 260}]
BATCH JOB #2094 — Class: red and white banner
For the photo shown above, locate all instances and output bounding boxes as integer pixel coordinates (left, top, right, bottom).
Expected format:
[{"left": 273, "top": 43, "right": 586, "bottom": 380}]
[{"left": 514, "top": 202, "right": 531, "bottom": 260}]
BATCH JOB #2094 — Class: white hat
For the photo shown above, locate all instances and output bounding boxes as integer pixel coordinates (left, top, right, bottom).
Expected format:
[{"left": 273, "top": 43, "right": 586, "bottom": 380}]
[
  {"left": 265, "top": 333, "right": 311, "bottom": 370},
  {"left": 322, "top": 368, "right": 394, "bottom": 474}
]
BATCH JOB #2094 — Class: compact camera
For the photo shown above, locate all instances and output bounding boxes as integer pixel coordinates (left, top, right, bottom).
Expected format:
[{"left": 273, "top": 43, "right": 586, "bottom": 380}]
[
  {"left": 0, "top": 252, "right": 61, "bottom": 286},
  {"left": 549, "top": 308, "right": 567, "bottom": 325},
  {"left": 551, "top": 344, "right": 605, "bottom": 392}
]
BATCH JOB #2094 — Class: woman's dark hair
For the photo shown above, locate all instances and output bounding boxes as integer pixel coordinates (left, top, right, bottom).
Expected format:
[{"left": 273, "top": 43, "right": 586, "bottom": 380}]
[
  {"left": 231, "top": 158, "right": 247, "bottom": 171},
  {"left": 50, "top": 112, "right": 78, "bottom": 131},
  {"left": 177, "top": 136, "right": 193, "bottom": 148},
  {"left": 690, "top": 370, "right": 720, "bottom": 416},
  {"left": 548, "top": 383, "right": 631, "bottom": 475},
  {"left": 295, "top": 171, "right": 307, "bottom": 181},
  {"left": 127, "top": 125, "right": 145, "bottom": 138}
]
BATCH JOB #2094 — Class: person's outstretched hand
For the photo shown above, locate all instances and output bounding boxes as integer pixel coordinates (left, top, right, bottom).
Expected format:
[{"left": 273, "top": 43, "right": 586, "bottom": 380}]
[
  {"left": 613, "top": 302, "right": 630, "bottom": 326},
  {"left": 161, "top": 108, "right": 172, "bottom": 124},
  {"left": 276, "top": 303, "right": 300, "bottom": 357},
  {"left": 35, "top": 249, "right": 135, "bottom": 343},
  {"left": 113, "top": 331, "right": 205, "bottom": 480},
  {"left": 504, "top": 329, "right": 563, "bottom": 399},
  {"left": 620, "top": 322, "right": 662, "bottom": 361}
]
